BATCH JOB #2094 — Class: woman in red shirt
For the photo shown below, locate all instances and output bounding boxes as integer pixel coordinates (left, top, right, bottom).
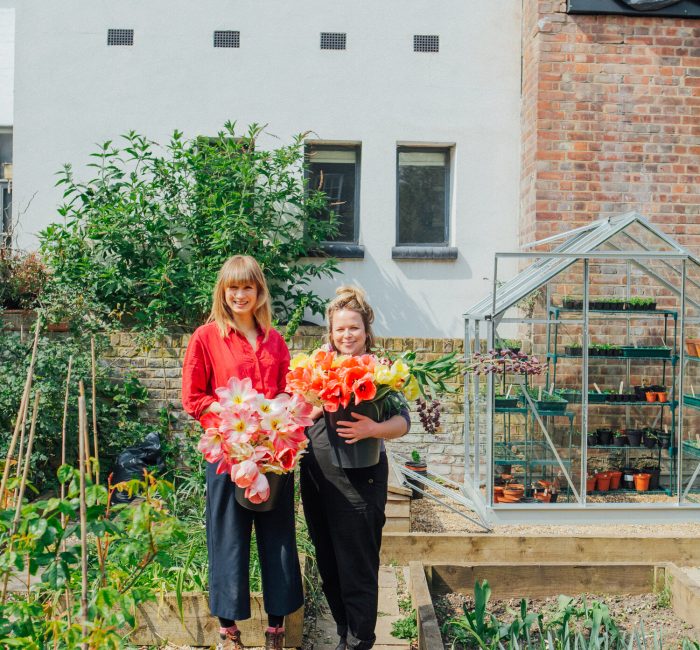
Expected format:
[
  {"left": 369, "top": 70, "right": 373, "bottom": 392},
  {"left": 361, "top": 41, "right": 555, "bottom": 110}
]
[{"left": 182, "top": 255, "right": 302, "bottom": 650}]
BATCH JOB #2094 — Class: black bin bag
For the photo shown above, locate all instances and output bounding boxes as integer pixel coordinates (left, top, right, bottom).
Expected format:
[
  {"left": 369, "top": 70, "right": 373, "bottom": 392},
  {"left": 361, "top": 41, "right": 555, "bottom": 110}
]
[{"left": 110, "top": 431, "right": 165, "bottom": 503}]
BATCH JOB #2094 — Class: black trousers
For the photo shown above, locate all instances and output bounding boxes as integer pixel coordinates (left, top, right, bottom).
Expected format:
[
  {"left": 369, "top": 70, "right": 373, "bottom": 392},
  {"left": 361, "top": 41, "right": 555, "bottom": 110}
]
[
  {"left": 205, "top": 461, "right": 304, "bottom": 621},
  {"left": 300, "top": 421, "right": 388, "bottom": 650}
]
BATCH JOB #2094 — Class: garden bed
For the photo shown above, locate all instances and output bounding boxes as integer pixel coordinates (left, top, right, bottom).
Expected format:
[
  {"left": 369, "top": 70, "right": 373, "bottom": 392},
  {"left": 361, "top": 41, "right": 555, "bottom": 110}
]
[{"left": 434, "top": 590, "right": 695, "bottom": 649}]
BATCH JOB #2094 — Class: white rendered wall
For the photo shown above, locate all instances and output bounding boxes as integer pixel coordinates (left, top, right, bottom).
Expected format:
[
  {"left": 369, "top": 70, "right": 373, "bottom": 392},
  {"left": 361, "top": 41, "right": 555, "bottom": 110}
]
[
  {"left": 0, "top": 7, "right": 13, "bottom": 126},
  {"left": 12, "top": 0, "right": 522, "bottom": 337}
]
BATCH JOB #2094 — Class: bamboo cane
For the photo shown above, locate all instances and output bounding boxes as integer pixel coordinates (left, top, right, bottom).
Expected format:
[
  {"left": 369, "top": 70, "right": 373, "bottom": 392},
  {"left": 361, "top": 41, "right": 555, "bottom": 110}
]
[
  {"left": 0, "top": 391, "right": 40, "bottom": 604},
  {"left": 78, "top": 382, "right": 89, "bottom": 649},
  {"left": 60, "top": 356, "right": 73, "bottom": 531},
  {"left": 90, "top": 337, "right": 100, "bottom": 485},
  {"left": 0, "top": 316, "right": 41, "bottom": 508}
]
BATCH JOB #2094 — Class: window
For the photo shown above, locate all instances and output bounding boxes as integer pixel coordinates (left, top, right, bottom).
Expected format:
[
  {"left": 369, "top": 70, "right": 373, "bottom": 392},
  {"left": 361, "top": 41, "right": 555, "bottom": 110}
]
[
  {"left": 307, "top": 145, "right": 360, "bottom": 245},
  {"left": 213, "top": 31, "right": 240, "bottom": 48},
  {"left": 413, "top": 34, "right": 439, "bottom": 53},
  {"left": 396, "top": 147, "right": 450, "bottom": 246},
  {"left": 320, "top": 32, "right": 346, "bottom": 50},
  {"left": 107, "top": 29, "right": 134, "bottom": 46}
]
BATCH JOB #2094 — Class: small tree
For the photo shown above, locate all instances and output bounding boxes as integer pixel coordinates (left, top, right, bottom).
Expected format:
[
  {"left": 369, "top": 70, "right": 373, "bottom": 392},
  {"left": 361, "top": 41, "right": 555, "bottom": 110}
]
[{"left": 40, "top": 122, "right": 339, "bottom": 340}]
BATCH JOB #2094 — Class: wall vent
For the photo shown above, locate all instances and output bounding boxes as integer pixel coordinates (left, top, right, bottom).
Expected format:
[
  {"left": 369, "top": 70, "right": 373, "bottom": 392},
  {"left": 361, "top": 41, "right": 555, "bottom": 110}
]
[
  {"left": 107, "top": 29, "right": 134, "bottom": 46},
  {"left": 320, "top": 32, "right": 346, "bottom": 50},
  {"left": 214, "top": 30, "right": 240, "bottom": 48},
  {"left": 413, "top": 34, "right": 439, "bottom": 52}
]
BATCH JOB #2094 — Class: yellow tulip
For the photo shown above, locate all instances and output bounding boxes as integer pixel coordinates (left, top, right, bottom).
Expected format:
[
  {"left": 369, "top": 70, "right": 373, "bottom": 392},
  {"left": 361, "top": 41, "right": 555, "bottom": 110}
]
[
  {"left": 403, "top": 376, "right": 420, "bottom": 401},
  {"left": 289, "top": 353, "right": 309, "bottom": 370}
]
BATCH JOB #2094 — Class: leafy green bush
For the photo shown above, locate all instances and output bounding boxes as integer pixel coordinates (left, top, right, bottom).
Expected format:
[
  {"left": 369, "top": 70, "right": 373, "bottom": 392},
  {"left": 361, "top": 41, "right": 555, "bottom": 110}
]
[
  {"left": 0, "top": 249, "right": 47, "bottom": 310},
  {"left": 40, "top": 122, "right": 340, "bottom": 340},
  {"left": 0, "top": 331, "right": 157, "bottom": 493},
  {"left": 0, "top": 468, "right": 182, "bottom": 648}
]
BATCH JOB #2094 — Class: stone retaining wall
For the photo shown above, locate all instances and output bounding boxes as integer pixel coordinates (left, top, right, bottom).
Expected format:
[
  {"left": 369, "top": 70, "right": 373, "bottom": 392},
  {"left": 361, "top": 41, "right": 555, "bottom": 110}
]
[{"left": 104, "top": 326, "right": 467, "bottom": 482}]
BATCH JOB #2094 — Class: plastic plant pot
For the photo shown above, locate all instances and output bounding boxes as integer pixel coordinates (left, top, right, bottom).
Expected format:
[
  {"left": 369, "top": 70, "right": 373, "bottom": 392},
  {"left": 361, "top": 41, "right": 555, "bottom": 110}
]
[
  {"left": 609, "top": 471, "right": 622, "bottom": 490},
  {"left": 586, "top": 476, "right": 596, "bottom": 493},
  {"left": 597, "top": 429, "right": 613, "bottom": 445},
  {"left": 656, "top": 392, "right": 668, "bottom": 403},
  {"left": 595, "top": 473, "right": 611, "bottom": 492},
  {"left": 614, "top": 435, "right": 629, "bottom": 447},
  {"left": 634, "top": 473, "right": 651, "bottom": 492},
  {"left": 646, "top": 391, "right": 657, "bottom": 403},
  {"left": 626, "top": 430, "right": 643, "bottom": 447}
]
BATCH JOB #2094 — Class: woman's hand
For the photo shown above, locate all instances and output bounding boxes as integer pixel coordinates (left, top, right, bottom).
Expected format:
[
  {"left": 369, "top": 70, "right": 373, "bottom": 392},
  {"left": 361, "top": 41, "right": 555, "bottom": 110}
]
[
  {"left": 203, "top": 401, "right": 223, "bottom": 415},
  {"left": 335, "top": 413, "right": 379, "bottom": 444}
]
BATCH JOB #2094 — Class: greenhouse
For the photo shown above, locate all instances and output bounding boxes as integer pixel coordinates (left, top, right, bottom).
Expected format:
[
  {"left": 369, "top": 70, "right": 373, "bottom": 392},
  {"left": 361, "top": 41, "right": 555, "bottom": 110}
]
[{"left": 464, "top": 212, "right": 700, "bottom": 522}]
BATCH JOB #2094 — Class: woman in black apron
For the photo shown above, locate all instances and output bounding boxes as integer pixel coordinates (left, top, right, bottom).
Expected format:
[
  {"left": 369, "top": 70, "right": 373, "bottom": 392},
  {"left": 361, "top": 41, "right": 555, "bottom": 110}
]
[{"left": 300, "top": 286, "right": 410, "bottom": 650}]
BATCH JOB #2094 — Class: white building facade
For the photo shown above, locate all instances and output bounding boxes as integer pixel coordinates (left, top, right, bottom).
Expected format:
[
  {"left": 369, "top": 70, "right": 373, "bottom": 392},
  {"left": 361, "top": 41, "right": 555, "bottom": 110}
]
[{"left": 7, "top": 0, "right": 522, "bottom": 337}]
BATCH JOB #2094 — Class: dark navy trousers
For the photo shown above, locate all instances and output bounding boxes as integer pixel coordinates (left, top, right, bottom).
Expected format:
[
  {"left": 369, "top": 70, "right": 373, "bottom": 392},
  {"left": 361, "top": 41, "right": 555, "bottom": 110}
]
[
  {"left": 300, "top": 420, "right": 388, "bottom": 650},
  {"left": 205, "top": 461, "right": 303, "bottom": 620}
]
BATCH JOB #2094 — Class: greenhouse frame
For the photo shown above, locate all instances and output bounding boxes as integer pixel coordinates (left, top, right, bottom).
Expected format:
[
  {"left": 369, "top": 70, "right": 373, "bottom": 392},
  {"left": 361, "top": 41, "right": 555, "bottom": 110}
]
[{"left": 463, "top": 212, "right": 700, "bottom": 523}]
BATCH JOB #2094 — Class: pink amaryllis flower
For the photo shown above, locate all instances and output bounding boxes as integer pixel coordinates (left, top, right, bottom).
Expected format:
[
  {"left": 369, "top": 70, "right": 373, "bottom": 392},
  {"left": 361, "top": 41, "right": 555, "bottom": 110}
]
[
  {"left": 220, "top": 409, "right": 257, "bottom": 443},
  {"left": 216, "top": 376, "right": 259, "bottom": 412},
  {"left": 197, "top": 428, "right": 227, "bottom": 464},
  {"left": 198, "top": 376, "right": 313, "bottom": 502},
  {"left": 244, "top": 472, "right": 270, "bottom": 504}
]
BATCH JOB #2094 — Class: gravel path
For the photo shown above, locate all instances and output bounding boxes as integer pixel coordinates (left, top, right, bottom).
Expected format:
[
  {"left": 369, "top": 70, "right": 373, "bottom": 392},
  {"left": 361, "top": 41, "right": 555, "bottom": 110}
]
[{"left": 410, "top": 488, "right": 700, "bottom": 536}]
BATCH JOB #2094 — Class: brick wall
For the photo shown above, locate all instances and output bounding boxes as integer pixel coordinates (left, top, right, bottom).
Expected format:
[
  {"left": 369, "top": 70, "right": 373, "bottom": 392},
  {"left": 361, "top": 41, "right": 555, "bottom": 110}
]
[
  {"left": 104, "top": 327, "right": 467, "bottom": 482},
  {"left": 521, "top": 1, "right": 700, "bottom": 246}
]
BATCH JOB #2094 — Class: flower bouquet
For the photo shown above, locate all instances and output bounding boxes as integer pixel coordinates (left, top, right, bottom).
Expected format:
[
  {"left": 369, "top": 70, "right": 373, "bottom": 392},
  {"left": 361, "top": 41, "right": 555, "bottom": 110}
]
[
  {"left": 285, "top": 347, "right": 462, "bottom": 467},
  {"left": 197, "top": 377, "right": 312, "bottom": 508}
]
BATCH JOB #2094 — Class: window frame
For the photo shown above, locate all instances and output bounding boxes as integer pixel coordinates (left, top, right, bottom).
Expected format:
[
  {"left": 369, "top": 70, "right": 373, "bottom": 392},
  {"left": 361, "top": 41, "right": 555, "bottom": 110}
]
[
  {"left": 395, "top": 145, "right": 452, "bottom": 248},
  {"left": 305, "top": 143, "right": 362, "bottom": 247}
]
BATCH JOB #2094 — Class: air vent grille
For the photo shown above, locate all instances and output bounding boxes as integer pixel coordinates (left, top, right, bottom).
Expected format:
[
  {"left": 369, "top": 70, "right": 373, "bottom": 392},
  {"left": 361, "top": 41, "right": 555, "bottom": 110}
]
[
  {"left": 214, "top": 30, "right": 240, "bottom": 48},
  {"left": 320, "top": 32, "right": 346, "bottom": 50},
  {"left": 413, "top": 34, "right": 439, "bottom": 53},
  {"left": 107, "top": 29, "right": 134, "bottom": 46}
]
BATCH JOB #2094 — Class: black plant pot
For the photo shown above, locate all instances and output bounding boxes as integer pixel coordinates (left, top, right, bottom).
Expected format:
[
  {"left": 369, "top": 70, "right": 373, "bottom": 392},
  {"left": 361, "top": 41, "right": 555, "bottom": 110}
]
[
  {"left": 404, "top": 461, "right": 428, "bottom": 499},
  {"left": 643, "top": 432, "right": 658, "bottom": 449},
  {"left": 657, "top": 434, "right": 671, "bottom": 450},
  {"left": 626, "top": 430, "right": 643, "bottom": 447},
  {"left": 235, "top": 472, "right": 292, "bottom": 512},
  {"left": 597, "top": 429, "right": 613, "bottom": 445},
  {"left": 587, "top": 434, "right": 599, "bottom": 447},
  {"left": 325, "top": 401, "right": 383, "bottom": 468},
  {"left": 622, "top": 468, "right": 637, "bottom": 490},
  {"left": 614, "top": 436, "right": 629, "bottom": 447},
  {"left": 646, "top": 467, "right": 661, "bottom": 491}
]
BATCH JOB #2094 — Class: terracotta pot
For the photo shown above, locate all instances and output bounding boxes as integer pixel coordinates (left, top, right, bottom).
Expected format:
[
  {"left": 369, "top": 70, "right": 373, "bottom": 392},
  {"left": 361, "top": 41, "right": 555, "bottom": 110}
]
[
  {"left": 633, "top": 473, "right": 651, "bottom": 492},
  {"left": 535, "top": 492, "right": 552, "bottom": 503},
  {"left": 656, "top": 392, "right": 668, "bottom": 403},
  {"left": 645, "top": 391, "right": 657, "bottom": 402},
  {"left": 686, "top": 341, "right": 696, "bottom": 356},
  {"left": 609, "top": 471, "right": 622, "bottom": 490},
  {"left": 595, "top": 473, "right": 611, "bottom": 492},
  {"left": 586, "top": 476, "right": 596, "bottom": 493}
]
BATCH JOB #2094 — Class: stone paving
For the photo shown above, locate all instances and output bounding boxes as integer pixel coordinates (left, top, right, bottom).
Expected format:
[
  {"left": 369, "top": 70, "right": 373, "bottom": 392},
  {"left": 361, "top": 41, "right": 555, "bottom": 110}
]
[{"left": 308, "top": 565, "right": 411, "bottom": 650}]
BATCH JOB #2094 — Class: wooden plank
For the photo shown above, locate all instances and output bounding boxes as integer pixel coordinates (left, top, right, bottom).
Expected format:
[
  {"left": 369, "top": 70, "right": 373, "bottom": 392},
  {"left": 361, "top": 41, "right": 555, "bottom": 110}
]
[
  {"left": 665, "top": 563, "right": 700, "bottom": 635},
  {"left": 130, "top": 592, "right": 303, "bottom": 647},
  {"left": 386, "top": 502, "right": 410, "bottom": 518},
  {"left": 387, "top": 492, "right": 411, "bottom": 502},
  {"left": 384, "top": 517, "right": 410, "bottom": 533},
  {"left": 429, "top": 564, "right": 656, "bottom": 599},
  {"left": 409, "top": 562, "right": 443, "bottom": 650},
  {"left": 381, "top": 534, "right": 700, "bottom": 566}
]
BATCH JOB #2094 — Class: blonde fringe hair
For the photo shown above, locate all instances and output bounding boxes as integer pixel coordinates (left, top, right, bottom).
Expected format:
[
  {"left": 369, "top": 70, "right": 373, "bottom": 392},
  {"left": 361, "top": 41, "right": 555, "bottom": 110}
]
[
  {"left": 208, "top": 255, "right": 272, "bottom": 338},
  {"left": 325, "top": 285, "right": 375, "bottom": 353}
]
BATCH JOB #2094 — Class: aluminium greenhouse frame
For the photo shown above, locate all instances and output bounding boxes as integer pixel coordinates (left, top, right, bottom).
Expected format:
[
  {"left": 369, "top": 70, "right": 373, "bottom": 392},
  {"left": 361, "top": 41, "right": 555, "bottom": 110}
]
[{"left": 463, "top": 213, "right": 700, "bottom": 524}]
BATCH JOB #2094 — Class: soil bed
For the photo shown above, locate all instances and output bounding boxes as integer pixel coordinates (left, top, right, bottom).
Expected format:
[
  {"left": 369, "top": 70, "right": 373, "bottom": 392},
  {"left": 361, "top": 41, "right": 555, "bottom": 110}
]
[{"left": 434, "top": 591, "right": 698, "bottom": 649}]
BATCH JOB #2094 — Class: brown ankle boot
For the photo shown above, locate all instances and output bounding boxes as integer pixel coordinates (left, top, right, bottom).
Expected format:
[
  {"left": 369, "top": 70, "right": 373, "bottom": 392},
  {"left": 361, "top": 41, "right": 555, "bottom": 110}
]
[
  {"left": 264, "top": 627, "right": 285, "bottom": 650},
  {"left": 220, "top": 627, "right": 245, "bottom": 650}
]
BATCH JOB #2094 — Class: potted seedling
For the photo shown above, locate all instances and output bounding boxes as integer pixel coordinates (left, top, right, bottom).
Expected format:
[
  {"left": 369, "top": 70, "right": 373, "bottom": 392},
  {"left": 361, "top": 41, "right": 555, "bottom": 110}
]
[
  {"left": 613, "top": 430, "right": 629, "bottom": 447},
  {"left": 526, "top": 385, "right": 568, "bottom": 412},
  {"left": 404, "top": 450, "right": 428, "bottom": 499},
  {"left": 498, "top": 338, "right": 521, "bottom": 354},
  {"left": 656, "top": 426, "right": 672, "bottom": 449},
  {"left": 565, "top": 337, "right": 583, "bottom": 356},
  {"left": 586, "top": 430, "right": 599, "bottom": 447},
  {"left": 634, "top": 457, "right": 660, "bottom": 490},
  {"left": 562, "top": 295, "right": 582, "bottom": 310},
  {"left": 642, "top": 428, "right": 658, "bottom": 449},
  {"left": 468, "top": 348, "right": 544, "bottom": 409},
  {"left": 596, "top": 427, "right": 613, "bottom": 445}
]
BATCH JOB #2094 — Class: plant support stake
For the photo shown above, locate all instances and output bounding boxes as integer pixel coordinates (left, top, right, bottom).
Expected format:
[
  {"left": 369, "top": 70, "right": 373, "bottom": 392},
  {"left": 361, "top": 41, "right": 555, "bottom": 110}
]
[
  {"left": 0, "top": 316, "right": 41, "bottom": 508},
  {"left": 78, "top": 382, "right": 89, "bottom": 649},
  {"left": 60, "top": 355, "right": 73, "bottom": 530},
  {"left": 90, "top": 337, "right": 100, "bottom": 485}
]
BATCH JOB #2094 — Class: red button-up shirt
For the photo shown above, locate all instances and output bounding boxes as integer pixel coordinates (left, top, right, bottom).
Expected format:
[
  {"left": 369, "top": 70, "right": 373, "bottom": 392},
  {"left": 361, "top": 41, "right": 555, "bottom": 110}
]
[{"left": 181, "top": 321, "right": 291, "bottom": 420}]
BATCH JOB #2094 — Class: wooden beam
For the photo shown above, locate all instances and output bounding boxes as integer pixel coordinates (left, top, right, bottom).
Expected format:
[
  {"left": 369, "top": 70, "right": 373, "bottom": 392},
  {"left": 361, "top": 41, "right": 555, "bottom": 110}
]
[
  {"left": 381, "top": 534, "right": 700, "bottom": 566},
  {"left": 665, "top": 563, "right": 700, "bottom": 635},
  {"left": 430, "top": 564, "right": 656, "bottom": 598},
  {"left": 409, "top": 562, "right": 442, "bottom": 650}
]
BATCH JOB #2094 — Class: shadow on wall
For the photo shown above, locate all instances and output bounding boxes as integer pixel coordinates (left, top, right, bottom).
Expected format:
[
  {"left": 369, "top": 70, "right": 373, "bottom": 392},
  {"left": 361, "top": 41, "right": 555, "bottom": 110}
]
[{"left": 304, "top": 251, "right": 474, "bottom": 337}]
